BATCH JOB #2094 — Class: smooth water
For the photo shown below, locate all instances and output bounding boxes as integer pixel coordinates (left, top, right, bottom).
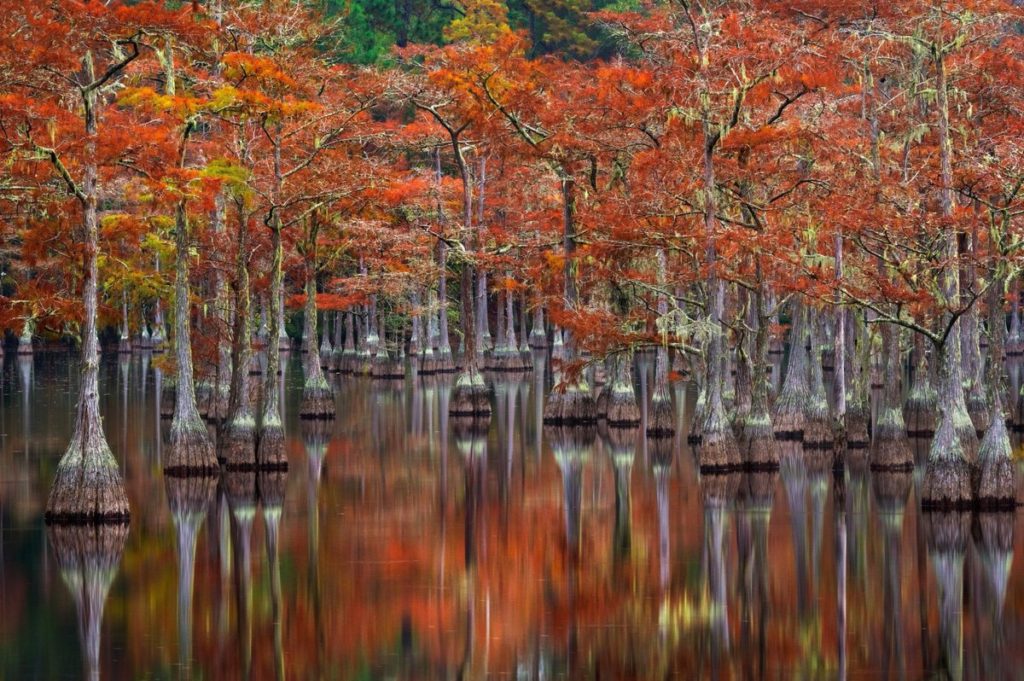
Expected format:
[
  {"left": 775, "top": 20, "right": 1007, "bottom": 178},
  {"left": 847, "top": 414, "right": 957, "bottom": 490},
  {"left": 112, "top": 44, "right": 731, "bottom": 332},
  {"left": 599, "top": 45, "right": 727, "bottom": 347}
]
[{"left": 1, "top": 351, "right": 1023, "bottom": 680}]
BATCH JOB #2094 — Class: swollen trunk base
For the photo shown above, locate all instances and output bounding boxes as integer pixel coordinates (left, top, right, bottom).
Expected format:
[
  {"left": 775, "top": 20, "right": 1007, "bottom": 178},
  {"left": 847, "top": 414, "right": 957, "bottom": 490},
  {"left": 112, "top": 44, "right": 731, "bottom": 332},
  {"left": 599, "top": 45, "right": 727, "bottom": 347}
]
[
  {"left": 165, "top": 427, "right": 218, "bottom": 475},
  {"left": 221, "top": 423, "right": 256, "bottom": 470},
  {"left": 870, "top": 434, "right": 913, "bottom": 471},
  {"left": 543, "top": 388, "right": 597, "bottom": 426},
  {"left": 449, "top": 383, "right": 491, "bottom": 417},
  {"left": 605, "top": 392, "right": 641, "bottom": 428},
  {"left": 257, "top": 425, "right": 288, "bottom": 470},
  {"left": 299, "top": 385, "right": 335, "bottom": 420},
  {"left": 46, "top": 457, "right": 130, "bottom": 524},
  {"left": 921, "top": 458, "right": 973, "bottom": 510},
  {"left": 647, "top": 397, "right": 675, "bottom": 437}
]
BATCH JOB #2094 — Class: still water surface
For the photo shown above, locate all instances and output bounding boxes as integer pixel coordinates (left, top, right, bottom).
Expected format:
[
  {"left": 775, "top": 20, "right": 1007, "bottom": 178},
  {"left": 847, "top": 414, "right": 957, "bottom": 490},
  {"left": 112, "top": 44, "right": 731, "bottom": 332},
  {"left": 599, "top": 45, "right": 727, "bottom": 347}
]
[{"left": 1, "top": 351, "right": 1023, "bottom": 680}]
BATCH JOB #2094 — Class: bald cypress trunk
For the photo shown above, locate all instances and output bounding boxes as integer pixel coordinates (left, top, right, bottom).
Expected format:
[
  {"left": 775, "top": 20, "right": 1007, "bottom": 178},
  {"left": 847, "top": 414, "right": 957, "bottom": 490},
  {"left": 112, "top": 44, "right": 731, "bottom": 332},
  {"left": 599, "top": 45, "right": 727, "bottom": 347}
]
[
  {"left": 449, "top": 141, "right": 489, "bottom": 417},
  {"left": 543, "top": 177, "right": 596, "bottom": 425},
  {"left": 300, "top": 219, "right": 334, "bottom": 420},
  {"left": 212, "top": 193, "right": 233, "bottom": 421},
  {"left": 976, "top": 259, "right": 1015, "bottom": 508},
  {"left": 258, "top": 128, "right": 287, "bottom": 469},
  {"left": 774, "top": 301, "right": 809, "bottom": 440},
  {"left": 46, "top": 56, "right": 129, "bottom": 522},
  {"left": 870, "top": 323, "right": 912, "bottom": 470},
  {"left": 695, "top": 126, "right": 740, "bottom": 469},
  {"left": 166, "top": 198, "right": 217, "bottom": 474},
  {"left": 922, "top": 51, "right": 975, "bottom": 508},
  {"left": 223, "top": 198, "right": 256, "bottom": 469},
  {"left": 744, "top": 274, "right": 777, "bottom": 468},
  {"left": 648, "top": 249, "right": 674, "bottom": 436},
  {"left": 803, "top": 314, "right": 834, "bottom": 450}
]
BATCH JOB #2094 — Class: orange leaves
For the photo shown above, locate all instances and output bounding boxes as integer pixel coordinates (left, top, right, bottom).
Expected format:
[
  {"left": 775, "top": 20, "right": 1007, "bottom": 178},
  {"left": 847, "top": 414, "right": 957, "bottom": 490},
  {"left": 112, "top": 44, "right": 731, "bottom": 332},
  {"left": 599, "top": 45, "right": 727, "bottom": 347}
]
[{"left": 222, "top": 52, "right": 298, "bottom": 90}]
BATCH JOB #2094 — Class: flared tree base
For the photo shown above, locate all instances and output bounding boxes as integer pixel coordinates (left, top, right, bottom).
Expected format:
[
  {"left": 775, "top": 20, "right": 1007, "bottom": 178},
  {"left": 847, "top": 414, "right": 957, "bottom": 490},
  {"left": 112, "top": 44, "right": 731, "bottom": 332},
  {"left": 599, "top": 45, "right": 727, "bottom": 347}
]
[
  {"left": 905, "top": 404, "right": 938, "bottom": 437},
  {"left": 46, "top": 444, "right": 130, "bottom": 523},
  {"left": 257, "top": 424, "right": 288, "bottom": 470},
  {"left": 221, "top": 419, "right": 256, "bottom": 470},
  {"left": 605, "top": 391, "right": 641, "bottom": 427},
  {"left": 696, "top": 426, "right": 742, "bottom": 473},
  {"left": 420, "top": 355, "right": 457, "bottom": 375},
  {"left": 165, "top": 424, "right": 218, "bottom": 475},
  {"left": 371, "top": 359, "right": 405, "bottom": 379},
  {"left": 772, "top": 405, "right": 804, "bottom": 442},
  {"left": 450, "top": 381, "right": 491, "bottom": 417},
  {"left": 845, "top": 406, "right": 871, "bottom": 448},
  {"left": 921, "top": 457, "right": 973, "bottom": 510},
  {"left": 976, "top": 457, "right": 1016, "bottom": 510},
  {"left": 300, "top": 384, "right": 336, "bottom": 420},
  {"left": 117, "top": 338, "right": 132, "bottom": 354},
  {"left": 870, "top": 433, "right": 914, "bottom": 471},
  {"left": 746, "top": 433, "right": 780, "bottom": 470},
  {"left": 487, "top": 352, "right": 530, "bottom": 372},
  {"left": 647, "top": 397, "right": 675, "bottom": 437},
  {"left": 802, "top": 415, "right": 833, "bottom": 450},
  {"left": 543, "top": 387, "right": 597, "bottom": 425}
]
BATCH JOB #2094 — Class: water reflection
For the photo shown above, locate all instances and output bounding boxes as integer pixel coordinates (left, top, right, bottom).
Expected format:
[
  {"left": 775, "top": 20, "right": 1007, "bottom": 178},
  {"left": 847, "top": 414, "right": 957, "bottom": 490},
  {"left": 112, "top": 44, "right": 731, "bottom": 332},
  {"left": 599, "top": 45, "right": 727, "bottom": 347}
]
[
  {"left": 47, "top": 524, "right": 127, "bottom": 681},
  {"left": 166, "top": 474, "right": 216, "bottom": 676},
  {"left": 3, "top": 354, "right": 1024, "bottom": 679}
]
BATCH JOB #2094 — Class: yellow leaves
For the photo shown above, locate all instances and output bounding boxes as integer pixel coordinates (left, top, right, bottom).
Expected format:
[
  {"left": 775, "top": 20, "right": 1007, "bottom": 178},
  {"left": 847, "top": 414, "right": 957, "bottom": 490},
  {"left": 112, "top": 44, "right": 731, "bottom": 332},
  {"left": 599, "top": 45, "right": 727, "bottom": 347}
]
[
  {"left": 118, "top": 87, "right": 204, "bottom": 119},
  {"left": 443, "top": 0, "right": 511, "bottom": 45}
]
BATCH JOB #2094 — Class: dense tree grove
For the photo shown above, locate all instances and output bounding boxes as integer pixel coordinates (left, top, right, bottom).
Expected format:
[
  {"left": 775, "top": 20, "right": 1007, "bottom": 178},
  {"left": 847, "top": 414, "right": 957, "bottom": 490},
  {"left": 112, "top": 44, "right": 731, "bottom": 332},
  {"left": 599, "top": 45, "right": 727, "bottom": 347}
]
[{"left": 2, "top": 0, "right": 1024, "bottom": 520}]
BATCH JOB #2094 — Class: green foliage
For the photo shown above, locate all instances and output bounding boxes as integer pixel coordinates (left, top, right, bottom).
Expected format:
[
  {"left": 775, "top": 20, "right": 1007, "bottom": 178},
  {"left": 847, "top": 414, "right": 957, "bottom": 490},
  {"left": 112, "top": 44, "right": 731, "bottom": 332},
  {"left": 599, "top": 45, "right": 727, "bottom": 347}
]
[
  {"left": 325, "top": 0, "right": 456, "bottom": 63},
  {"left": 323, "top": 0, "right": 636, "bottom": 62}
]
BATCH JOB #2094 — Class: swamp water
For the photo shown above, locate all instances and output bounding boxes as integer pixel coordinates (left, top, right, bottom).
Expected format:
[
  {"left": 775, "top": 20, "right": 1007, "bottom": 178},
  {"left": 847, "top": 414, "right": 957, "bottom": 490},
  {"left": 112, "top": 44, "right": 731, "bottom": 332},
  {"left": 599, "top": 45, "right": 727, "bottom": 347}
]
[{"left": 1, "top": 351, "right": 1024, "bottom": 679}]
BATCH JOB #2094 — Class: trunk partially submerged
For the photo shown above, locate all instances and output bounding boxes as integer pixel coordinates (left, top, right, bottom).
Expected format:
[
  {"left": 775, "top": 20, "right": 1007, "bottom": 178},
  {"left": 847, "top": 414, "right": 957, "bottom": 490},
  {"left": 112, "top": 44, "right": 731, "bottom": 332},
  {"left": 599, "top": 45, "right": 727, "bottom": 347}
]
[
  {"left": 489, "top": 285, "right": 528, "bottom": 371},
  {"left": 803, "top": 313, "right": 833, "bottom": 450},
  {"left": 744, "top": 279, "right": 777, "bottom": 469},
  {"left": 338, "top": 311, "right": 356, "bottom": 375},
  {"left": 222, "top": 199, "right": 257, "bottom": 470},
  {"left": 976, "top": 279, "right": 1015, "bottom": 508},
  {"left": 697, "top": 131, "right": 741, "bottom": 471},
  {"left": 844, "top": 311, "right": 871, "bottom": 448},
  {"left": 605, "top": 352, "right": 640, "bottom": 427},
  {"left": 923, "top": 48, "right": 978, "bottom": 509},
  {"left": 905, "top": 333, "right": 938, "bottom": 436},
  {"left": 544, "top": 179, "right": 597, "bottom": 426},
  {"left": 773, "top": 301, "right": 809, "bottom": 441},
  {"left": 299, "top": 230, "right": 335, "bottom": 420},
  {"left": 529, "top": 303, "right": 547, "bottom": 348},
  {"left": 648, "top": 249, "right": 674, "bottom": 436},
  {"left": 46, "top": 69, "right": 129, "bottom": 522},
  {"left": 118, "top": 295, "right": 131, "bottom": 354},
  {"left": 448, "top": 142, "right": 489, "bottom": 418},
  {"left": 871, "top": 323, "right": 912, "bottom": 471},
  {"left": 257, "top": 221, "right": 287, "bottom": 469},
  {"left": 17, "top": 317, "right": 33, "bottom": 355},
  {"left": 166, "top": 200, "right": 217, "bottom": 475}
]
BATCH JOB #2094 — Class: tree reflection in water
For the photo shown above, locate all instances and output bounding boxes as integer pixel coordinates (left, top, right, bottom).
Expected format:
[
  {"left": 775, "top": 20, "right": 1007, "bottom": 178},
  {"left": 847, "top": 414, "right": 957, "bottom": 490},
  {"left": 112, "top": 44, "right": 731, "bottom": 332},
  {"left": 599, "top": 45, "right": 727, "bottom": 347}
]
[{"left": 47, "top": 523, "right": 128, "bottom": 681}]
